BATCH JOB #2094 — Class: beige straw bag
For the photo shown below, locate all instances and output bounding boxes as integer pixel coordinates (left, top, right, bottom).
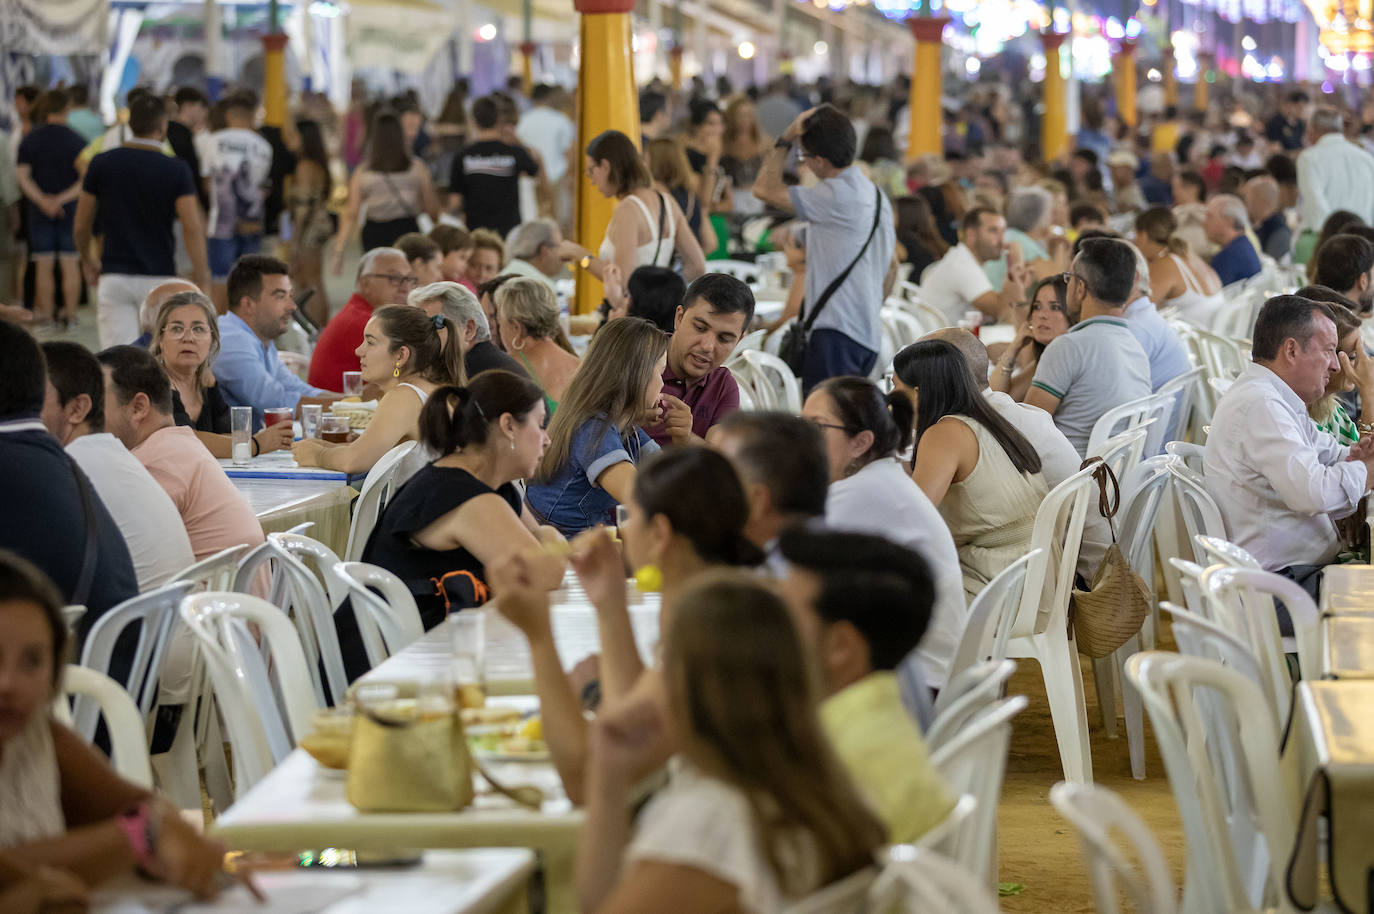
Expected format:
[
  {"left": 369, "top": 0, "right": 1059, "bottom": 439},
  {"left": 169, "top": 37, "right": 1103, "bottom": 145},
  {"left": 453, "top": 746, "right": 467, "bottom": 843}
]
[{"left": 1069, "top": 458, "right": 1152, "bottom": 659}]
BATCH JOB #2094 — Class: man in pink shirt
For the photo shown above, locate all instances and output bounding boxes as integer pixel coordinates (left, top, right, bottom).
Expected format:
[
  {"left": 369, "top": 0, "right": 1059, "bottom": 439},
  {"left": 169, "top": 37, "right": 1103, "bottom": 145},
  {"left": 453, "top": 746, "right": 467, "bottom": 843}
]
[{"left": 96, "top": 345, "right": 265, "bottom": 561}]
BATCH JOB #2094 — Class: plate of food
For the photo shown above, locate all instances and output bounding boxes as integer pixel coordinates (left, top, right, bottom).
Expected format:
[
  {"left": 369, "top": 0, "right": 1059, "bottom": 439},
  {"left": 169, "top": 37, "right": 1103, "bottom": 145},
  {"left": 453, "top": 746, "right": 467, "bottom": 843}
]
[{"left": 466, "top": 715, "right": 550, "bottom": 762}]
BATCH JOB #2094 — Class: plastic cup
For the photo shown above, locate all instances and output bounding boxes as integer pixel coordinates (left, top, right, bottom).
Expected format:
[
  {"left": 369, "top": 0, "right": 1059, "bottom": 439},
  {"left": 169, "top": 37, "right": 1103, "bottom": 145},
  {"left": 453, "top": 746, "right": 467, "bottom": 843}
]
[{"left": 301, "top": 403, "right": 323, "bottom": 439}]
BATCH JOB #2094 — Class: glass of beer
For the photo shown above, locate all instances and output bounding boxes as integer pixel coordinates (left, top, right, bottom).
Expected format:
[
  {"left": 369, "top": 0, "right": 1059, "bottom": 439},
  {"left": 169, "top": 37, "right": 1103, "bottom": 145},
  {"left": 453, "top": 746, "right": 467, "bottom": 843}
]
[
  {"left": 450, "top": 612, "right": 486, "bottom": 709},
  {"left": 319, "top": 415, "right": 351, "bottom": 443}
]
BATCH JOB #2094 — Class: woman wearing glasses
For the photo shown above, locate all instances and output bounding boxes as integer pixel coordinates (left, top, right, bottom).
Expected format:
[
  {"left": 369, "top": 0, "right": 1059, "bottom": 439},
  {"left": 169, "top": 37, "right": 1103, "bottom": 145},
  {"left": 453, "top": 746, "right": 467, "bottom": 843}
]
[
  {"left": 800, "top": 376, "right": 966, "bottom": 692},
  {"left": 150, "top": 290, "right": 292, "bottom": 457},
  {"left": 988, "top": 274, "right": 1075, "bottom": 402}
]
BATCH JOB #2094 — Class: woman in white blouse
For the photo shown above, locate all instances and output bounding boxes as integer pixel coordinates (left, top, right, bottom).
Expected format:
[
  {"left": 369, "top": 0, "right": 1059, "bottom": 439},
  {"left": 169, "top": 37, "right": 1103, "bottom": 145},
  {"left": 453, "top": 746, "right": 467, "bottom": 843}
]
[{"left": 576, "top": 572, "right": 885, "bottom": 913}]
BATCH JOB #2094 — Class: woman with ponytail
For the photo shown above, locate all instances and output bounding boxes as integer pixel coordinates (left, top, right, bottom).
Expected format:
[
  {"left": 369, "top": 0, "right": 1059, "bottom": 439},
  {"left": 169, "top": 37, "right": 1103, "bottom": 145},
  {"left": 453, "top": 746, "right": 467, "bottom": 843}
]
[
  {"left": 341, "top": 370, "right": 566, "bottom": 673},
  {"left": 801, "top": 376, "right": 966, "bottom": 692},
  {"left": 1134, "top": 205, "right": 1223, "bottom": 325},
  {"left": 293, "top": 304, "right": 465, "bottom": 480}
]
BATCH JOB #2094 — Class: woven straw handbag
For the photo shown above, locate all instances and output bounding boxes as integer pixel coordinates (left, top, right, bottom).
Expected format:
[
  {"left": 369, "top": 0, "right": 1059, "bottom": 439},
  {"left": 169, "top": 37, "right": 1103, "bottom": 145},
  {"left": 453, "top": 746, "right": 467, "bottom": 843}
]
[{"left": 1069, "top": 458, "right": 1152, "bottom": 659}]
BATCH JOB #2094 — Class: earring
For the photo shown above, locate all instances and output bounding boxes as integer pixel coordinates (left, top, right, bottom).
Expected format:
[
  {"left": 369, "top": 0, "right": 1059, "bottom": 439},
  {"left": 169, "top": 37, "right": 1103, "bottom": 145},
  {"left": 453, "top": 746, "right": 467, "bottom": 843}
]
[
  {"left": 633, "top": 564, "right": 663, "bottom": 593},
  {"left": 509, "top": 437, "right": 516, "bottom": 451},
  {"left": 392, "top": 361, "right": 401, "bottom": 379}
]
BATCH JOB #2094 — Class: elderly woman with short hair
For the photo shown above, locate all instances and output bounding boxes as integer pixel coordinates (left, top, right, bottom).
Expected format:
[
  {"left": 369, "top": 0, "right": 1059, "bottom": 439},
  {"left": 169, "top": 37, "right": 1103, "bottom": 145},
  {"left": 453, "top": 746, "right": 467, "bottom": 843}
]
[
  {"left": 1005, "top": 185, "right": 1066, "bottom": 280},
  {"left": 408, "top": 281, "right": 529, "bottom": 379}
]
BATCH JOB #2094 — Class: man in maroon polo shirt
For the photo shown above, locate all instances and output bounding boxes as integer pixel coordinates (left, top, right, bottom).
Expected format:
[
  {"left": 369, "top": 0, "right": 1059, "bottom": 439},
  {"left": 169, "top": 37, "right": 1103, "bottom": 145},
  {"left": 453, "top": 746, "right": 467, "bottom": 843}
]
[
  {"left": 648, "top": 273, "right": 755, "bottom": 446},
  {"left": 307, "top": 247, "right": 415, "bottom": 390}
]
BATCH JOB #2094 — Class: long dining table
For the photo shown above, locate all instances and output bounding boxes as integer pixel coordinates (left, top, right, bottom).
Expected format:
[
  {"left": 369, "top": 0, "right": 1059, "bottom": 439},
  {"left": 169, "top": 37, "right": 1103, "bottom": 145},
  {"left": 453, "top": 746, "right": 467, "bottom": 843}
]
[{"left": 225, "top": 453, "right": 356, "bottom": 556}]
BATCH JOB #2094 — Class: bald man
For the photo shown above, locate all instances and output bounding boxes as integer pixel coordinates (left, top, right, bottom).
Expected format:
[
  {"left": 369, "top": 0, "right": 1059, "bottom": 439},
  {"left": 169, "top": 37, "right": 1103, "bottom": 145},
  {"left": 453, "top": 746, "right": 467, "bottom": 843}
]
[
  {"left": 1243, "top": 175, "right": 1292, "bottom": 262},
  {"left": 919, "top": 328, "right": 1111, "bottom": 580},
  {"left": 136, "top": 278, "right": 200, "bottom": 347}
]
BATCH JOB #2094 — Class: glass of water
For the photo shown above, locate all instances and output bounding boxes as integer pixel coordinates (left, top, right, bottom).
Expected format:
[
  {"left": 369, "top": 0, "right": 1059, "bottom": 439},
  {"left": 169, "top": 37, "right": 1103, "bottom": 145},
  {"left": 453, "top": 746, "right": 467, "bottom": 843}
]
[{"left": 230, "top": 406, "right": 253, "bottom": 465}]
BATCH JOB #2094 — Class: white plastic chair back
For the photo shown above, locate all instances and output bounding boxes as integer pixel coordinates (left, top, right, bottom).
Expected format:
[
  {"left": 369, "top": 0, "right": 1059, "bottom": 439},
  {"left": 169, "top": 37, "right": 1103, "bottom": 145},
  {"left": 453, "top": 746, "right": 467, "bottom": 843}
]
[
  {"left": 54, "top": 665, "right": 154, "bottom": 789},
  {"left": 939, "top": 550, "right": 1038, "bottom": 692},
  {"left": 180, "top": 592, "right": 319, "bottom": 796},
  {"left": 1161, "top": 603, "right": 1276, "bottom": 727},
  {"left": 868, "top": 847, "right": 1000, "bottom": 913},
  {"left": 928, "top": 695, "right": 1027, "bottom": 888},
  {"left": 1167, "top": 464, "right": 1227, "bottom": 562},
  {"left": 1166, "top": 558, "right": 1211, "bottom": 618},
  {"left": 73, "top": 580, "right": 195, "bottom": 741},
  {"left": 729, "top": 328, "right": 767, "bottom": 362},
  {"left": 1125, "top": 652, "right": 1295, "bottom": 914},
  {"left": 344, "top": 441, "right": 418, "bottom": 562},
  {"left": 912, "top": 793, "right": 978, "bottom": 859},
  {"left": 1049, "top": 781, "right": 1178, "bottom": 914},
  {"left": 1164, "top": 440, "right": 1205, "bottom": 474},
  {"left": 926, "top": 659, "right": 1016, "bottom": 751},
  {"left": 727, "top": 365, "right": 762, "bottom": 411},
  {"left": 1194, "top": 534, "right": 1261, "bottom": 570},
  {"left": 234, "top": 536, "right": 349, "bottom": 707},
  {"left": 741, "top": 349, "right": 803, "bottom": 413},
  {"left": 763, "top": 318, "right": 794, "bottom": 357},
  {"left": 881, "top": 306, "right": 925, "bottom": 351},
  {"left": 1117, "top": 456, "right": 1173, "bottom": 581},
  {"left": 1153, "top": 365, "right": 1204, "bottom": 446},
  {"left": 1087, "top": 425, "right": 1152, "bottom": 485},
  {"left": 1087, "top": 393, "right": 1171, "bottom": 458},
  {"left": 336, "top": 561, "right": 425, "bottom": 667},
  {"left": 173, "top": 544, "right": 251, "bottom": 591},
  {"left": 270, "top": 532, "right": 350, "bottom": 611},
  {"left": 872, "top": 319, "right": 896, "bottom": 382}
]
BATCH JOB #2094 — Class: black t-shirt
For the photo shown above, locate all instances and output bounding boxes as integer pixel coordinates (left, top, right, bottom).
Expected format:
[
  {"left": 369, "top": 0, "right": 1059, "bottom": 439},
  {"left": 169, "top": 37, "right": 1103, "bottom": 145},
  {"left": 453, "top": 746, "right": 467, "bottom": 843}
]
[
  {"left": 172, "top": 384, "right": 230, "bottom": 434},
  {"left": 166, "top": 120, "right": 208, "bottom": 211},
  {"left": 16, "top": 124, "right": 86, "bottom": 201},
  {"left": 448, "top": 139, "right": 538, "bottom": 238},
  {"left": 686, "top": 147, "right": 708, "bottom": 175},
  {"left": 82, "top": 146, "right": 197, "bottom": 276},
  {"left": 465, "top": 340, "right": 528, "bottom": 379},
  {"left": 1265, "top": 114, "right": 1304, "bottom": 151},
  {"left": 0, "top": 424, "right": 138, "bottom": 651}
]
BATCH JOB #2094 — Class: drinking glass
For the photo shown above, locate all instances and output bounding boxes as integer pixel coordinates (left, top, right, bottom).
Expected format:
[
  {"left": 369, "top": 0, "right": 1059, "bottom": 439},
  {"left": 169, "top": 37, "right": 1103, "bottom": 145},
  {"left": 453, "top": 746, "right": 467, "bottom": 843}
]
[
  {"left": 301, "top": 403, "right": 323, "bottom": 439},
  {"left": 319, "top": 415, "right": 351, "bottom": 444},
  {"left": 263, "top": 406, "right": 294, "bottom": 428},
  {"left": 450, "top": 612, "right": 487, "bottom": 709},
  {"left": 342, "top": 371, "right": 364, "bottom": 398},
  {"left": 230, "top": 406, "right": 253, "bottom": 466}
]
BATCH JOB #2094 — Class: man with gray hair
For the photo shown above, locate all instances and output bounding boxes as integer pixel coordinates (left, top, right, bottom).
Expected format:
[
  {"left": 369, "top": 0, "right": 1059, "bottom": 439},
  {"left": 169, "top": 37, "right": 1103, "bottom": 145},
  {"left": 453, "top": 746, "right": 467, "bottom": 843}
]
[
  {"left": 1243, "top": 174, "right": 1292, "bottom": 261},
  {"left": 1298, "top": 107, "right": 1374, "bottom": 232},
  {"left": 1203, "top": 194, "right": 1262, "bottom": 286},
  {"left": 502, "top": 218, "right": 573, "bottom": 289},
  {"left": 408, "top": 281, "right": 527, "bottom": 379},
  {"left": 308, "top": 246, "right": 414, "bottom": 390}
]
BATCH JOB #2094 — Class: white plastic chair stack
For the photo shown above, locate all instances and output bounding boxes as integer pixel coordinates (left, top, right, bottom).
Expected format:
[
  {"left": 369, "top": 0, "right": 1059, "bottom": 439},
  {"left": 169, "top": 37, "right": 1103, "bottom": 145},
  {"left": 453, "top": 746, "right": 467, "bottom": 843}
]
[
  {"left": 938, "top": 550, "right": 1038, "bottom": 695},
  {"left": 53, "top": 665, "right": 154, "bottom": 789},
  {"left": 925, "top": 659, "right": 1017, "bottom": 751},
  {"left": 741, "top": 349, "right": 803, "bottom": 414},
  {"left": 928, "top": 695, "right": 1028, "bottom": 889},
  {"left": 1005, "top": 464, "right": 1099, "bottom": 783},
  {"left": 336, "top": 561, "right": 426, "bottom": 667},
  {"left": 913, "top": 793, "right": 978, "bottom": 861},
  {"left": 869, "top": 847, "right": 1000, "bottom": 913},
  {"left": 1153, "top": 365, "right": 1204, "bottom": 445},
  {"left": 344, "top": 441, "right": 419, "bottom": 562},
  {"left": 1087, "top": 393, "right": 1170, "bottom": 459},
  {"left": 174, "top": 544, "right": 252, "bottom": 591},
  {"left": 1159, "top": 603, "right": 1276, "bottom": 731},
  {"left": 1167, "top": 464, "right": 1227, "bottom": 565},
  {"left": 1125, "top": 652, "right": 1296, "bottom": 914},
  {"left": 1049, "top": 781, "right": 1178, "bottom": 914},
  {"left": 179, "top": 592, "right": 319, "bottom": 797}
]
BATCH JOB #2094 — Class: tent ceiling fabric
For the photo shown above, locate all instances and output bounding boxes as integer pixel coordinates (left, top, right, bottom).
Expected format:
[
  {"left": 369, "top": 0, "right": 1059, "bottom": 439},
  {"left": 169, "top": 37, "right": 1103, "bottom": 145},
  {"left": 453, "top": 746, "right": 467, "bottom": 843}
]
[
  {"left": 346, "top": 0, "right": 455, "bottom": 73},
  {"left": 1, "top": 0, "right": 109, "bottom": 54}
]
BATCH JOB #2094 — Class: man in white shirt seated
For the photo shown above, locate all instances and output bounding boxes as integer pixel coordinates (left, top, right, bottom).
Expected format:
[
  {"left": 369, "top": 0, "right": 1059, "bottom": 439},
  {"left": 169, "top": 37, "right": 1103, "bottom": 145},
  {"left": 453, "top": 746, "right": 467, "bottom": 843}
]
[
  {"left": 38, "top": 341, "right": 196, "bottom": 592},
  {"left": 1204, "top": 294, "right": 1374, "bottom": 626},
  {"left": 926, "top": 327, "right": 1110, "bottom": 581},
  {"left": 1297, "top": 107, "right": 1374, "bottom": 233},
  {"left": 1024, "top": 237, "right": 1153, "bottom": 456},
  {"left": 918, "top": 207, "right": 1030, "bottom": 326}
]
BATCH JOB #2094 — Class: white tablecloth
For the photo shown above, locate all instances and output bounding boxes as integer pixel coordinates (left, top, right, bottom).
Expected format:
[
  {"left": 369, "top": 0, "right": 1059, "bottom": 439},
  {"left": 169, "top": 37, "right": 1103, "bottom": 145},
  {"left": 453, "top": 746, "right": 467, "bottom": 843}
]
[{"left": 230, "top": 476, "right": 356, "bottom": 557}]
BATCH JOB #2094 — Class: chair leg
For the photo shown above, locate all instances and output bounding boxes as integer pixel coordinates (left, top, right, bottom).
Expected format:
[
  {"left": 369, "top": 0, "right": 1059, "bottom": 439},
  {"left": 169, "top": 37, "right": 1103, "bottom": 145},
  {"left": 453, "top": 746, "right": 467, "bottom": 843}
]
[
  {"left": 1117, "top": 635, "right": 1147, "bottom": 780},
  {"left": 1092, "top": 656, "right": 1119, "bottom": 737},
  {"left": 155, "top": 710, "right": 203, "bottom": 811},
  {"left": 1033, "top": 631, "right": 1094, "bottom": 784}
]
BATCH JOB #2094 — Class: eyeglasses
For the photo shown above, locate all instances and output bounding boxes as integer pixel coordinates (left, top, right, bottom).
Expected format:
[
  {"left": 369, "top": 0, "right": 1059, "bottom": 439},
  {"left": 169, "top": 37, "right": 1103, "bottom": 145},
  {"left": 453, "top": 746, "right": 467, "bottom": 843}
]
[
  {"left": 806, "top": 417, "right": 852, "bottom": 433},
  {"left": 366, "top": 273, "right": 419, "bottom": 288},
  {"left": 164, "top": 322, "right": 211, "bottom": 339},
  {"left": 1061, "top": 272, "right": 1085, "bottom": 286}
]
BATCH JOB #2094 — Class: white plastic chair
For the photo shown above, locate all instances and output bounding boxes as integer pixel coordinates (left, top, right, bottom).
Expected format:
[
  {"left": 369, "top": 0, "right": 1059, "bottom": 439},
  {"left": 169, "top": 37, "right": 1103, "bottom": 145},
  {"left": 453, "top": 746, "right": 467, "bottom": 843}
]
[
  {"left": 179, "top": 592, "right": 319, "bottom": 797},
  {"left": 728, "top": 327, "right": 767, "bottom": 362},
  {"left": 1125, "top": 652, "right": 1296, "bottom": 914},
  {"left": 343, "top": 441, "right": 418, "bottom": 562},
  {"left": 727, "top": 365, "right": 762, "bottom": 411},
  {"left": 1049, "top": 781, "right": 1178, "bottom": 914},
  {"left": 336, "top": 561, "right": 425, "bottom": 667},
  {"left": 173, "top": 544, "right": 251, "bottom": 591},
  {"left": 54, "top": 665, "right": 154, "bottom": 788},
  {"left": 1160, "top": 602, "right": 1277, "bottom": 729},
  {"left": 1005, "top": 464, "right": 1099, "bottom": 783},
  {"left": 1164, "top": 440, "right": 1205, "bottom": 473},
  {"left": 928, "top": 695, "right": 1027, "bottom": 889},
  {"left": 1154, "top": 365, "right": 1204, "bottom": 446},
  {"left": 741, "top": 349, "right": 803, "bottom": 414},
  {"left": 938, "top": 550, "right": 1038, "bottom": 696},
  {"left": 763, "top": 318, "right": 794, "bottom": 357},
  {"left": 869, "top": 847, "right": 1001, "bottom": 913},
  {"left": 913, "top": 793, "right": 978, "bottom": 859},
  {"left": 1087, "top": 425, "right": 1152, "bottom": 487},
  {"left": 1087, "top": 392, "right": 1173, "bottom": 459},
  {"left": 1167, "top": 558, "right": 1211, "bottom": 619},
  {"left": 882, "top": 305, "right": 925, "bottom": 351},
  {"left": 925, "top": 659, "right": 1016, "bottom": 751},
  {"left": 1194, "top": 534, "right": 1261, "bottom": 571},
  {"left": 1167, "top": 464, "right": 1227, "bottom": 564}
]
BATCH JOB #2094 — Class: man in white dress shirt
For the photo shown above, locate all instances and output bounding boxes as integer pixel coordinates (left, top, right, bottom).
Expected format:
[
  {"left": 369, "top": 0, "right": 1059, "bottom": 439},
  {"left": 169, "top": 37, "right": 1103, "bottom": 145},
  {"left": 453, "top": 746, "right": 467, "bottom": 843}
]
[
  {"left": 38, "top": 341, "right": 195, "bottom": 592},
  {"left": 1297, "top": 108, "right": 1374, "bottom": 231},
  {"left": 1204, "top": 295, "right": 1374, "bottom": 627}
]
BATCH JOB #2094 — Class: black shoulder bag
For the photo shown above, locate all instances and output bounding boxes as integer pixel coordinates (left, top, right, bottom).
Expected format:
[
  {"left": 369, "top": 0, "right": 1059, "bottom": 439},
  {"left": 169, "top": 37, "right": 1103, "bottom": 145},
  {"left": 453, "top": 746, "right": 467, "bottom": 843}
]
[{"left": 779, "top": 184, "right": 884, "bottom": 377}]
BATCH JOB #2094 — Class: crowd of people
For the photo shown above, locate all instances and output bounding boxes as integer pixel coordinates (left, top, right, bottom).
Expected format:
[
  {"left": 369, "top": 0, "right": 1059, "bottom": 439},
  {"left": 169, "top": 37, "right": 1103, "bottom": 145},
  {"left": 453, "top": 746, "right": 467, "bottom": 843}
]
[{"left": 4, "top": 66, "right": 1374, "bottom": 911}]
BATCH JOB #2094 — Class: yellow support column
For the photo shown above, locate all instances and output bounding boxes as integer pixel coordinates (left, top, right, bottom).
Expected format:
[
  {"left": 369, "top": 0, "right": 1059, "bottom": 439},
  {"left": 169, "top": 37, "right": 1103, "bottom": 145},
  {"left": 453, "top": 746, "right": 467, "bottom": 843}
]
[
  {"left": 1163, "top": 46, "right": 1178, "bottom": 107},
  {"left": 1114, "top": 39, "right": 1137, "bottom": 128},
  {"left": 1042, "top": 31, "right": 1069, "bottom": 162},
  {"left": 261, "top": 33, "right": 289, "bottom": 127},
  {"left": 905, "top": 17, "right": 950, "bottom": 161},
  {"left": 670, "top": 46, "right": 683, "bottom": 91},
  {"left": 519, "top": 42, "right": 536, "bottom": 95},
  {"left": 573, "top": 0, "right": 639, "bottom": 316},
  {"left": 1194, "top": 51, "right": 1211, "bottom": 112}
]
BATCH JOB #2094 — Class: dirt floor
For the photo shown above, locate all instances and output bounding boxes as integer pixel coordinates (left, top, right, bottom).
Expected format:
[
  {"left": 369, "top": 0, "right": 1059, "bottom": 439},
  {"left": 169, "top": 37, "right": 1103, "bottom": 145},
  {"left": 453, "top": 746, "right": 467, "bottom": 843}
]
[{"left": 995, "top": 650, "right": 1186, "bottom": 913}]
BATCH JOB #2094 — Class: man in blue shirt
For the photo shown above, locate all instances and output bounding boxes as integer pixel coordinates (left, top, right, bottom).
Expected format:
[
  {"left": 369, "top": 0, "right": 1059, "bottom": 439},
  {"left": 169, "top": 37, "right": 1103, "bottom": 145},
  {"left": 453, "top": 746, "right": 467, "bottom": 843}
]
[
  {"left": 1205, "top": 194, "right": 1263, "bottom": 287},
  {"left": 215, "top": 255, "right": 337, "bottom": 426}
]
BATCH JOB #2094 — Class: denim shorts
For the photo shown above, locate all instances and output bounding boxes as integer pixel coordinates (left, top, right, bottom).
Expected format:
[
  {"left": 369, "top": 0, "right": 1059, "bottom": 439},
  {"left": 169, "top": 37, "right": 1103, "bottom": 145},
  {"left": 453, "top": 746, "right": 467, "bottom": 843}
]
[
  {"left": 207, "top": 234, "right": 263, "bottom": 281},
  {"left": 27, "top": 203, "right": 76, "bottom": 255}
]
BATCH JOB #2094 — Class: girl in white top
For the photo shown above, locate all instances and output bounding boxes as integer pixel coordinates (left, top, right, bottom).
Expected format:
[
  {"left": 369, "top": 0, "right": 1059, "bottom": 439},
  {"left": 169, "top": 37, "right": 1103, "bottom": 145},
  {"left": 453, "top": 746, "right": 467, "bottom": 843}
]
[
  {"left": 293, "top": 305, "right": 465, "bottom": 479},
  {"left": 576, "top": 572, "right": 885, "bottom": 914},
  {"left": 0, "top": 553, "right": 243, "bottom": 898},
  {"left": 564, "top": 130, "right": 706, "bottom": 287},
  {"left": 1135, "top": 206, "right": 1224, "bottom": 327},
  {"left": 803, "top": 376, "right": 967, "bottom": 691}
]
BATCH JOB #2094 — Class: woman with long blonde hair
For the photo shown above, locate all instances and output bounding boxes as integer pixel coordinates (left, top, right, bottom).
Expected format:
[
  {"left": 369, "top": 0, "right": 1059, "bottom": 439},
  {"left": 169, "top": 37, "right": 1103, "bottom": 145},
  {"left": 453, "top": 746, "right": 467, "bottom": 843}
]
[
  {"left": 645, "top": 138, "right": 717, "bottom": 255},
  {"left": 576, "top": 572, "right": 886, "bottom": 912},
  {"left": 526, "top": 317, "right": 668, "bottom": 536},
  {"left": 722, "top": 96, "right": 766, "bottom": 212}
]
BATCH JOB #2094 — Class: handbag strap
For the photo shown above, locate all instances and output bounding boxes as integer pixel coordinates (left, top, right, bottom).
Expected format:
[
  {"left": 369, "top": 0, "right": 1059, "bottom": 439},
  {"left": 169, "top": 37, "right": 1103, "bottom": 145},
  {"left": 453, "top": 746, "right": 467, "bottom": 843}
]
[
  {"left": 798, "top": 183, "right": 884, "bottom": 333},
  {"left": 650, "top": 191, "right": 668, "bottom": 265},
  {"left": 1078, "top": 456, "right": 1122, "bottom": 543},
  {"left": 68, "top": 457, "right": 100, "bottom": 608}
]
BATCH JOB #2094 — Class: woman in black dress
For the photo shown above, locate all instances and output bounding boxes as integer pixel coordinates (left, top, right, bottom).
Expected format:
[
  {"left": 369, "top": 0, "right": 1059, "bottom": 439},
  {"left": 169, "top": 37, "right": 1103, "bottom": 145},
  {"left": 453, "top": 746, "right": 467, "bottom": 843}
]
[{"left": 149, "top": 289, "right": 291, "bottom": 458}]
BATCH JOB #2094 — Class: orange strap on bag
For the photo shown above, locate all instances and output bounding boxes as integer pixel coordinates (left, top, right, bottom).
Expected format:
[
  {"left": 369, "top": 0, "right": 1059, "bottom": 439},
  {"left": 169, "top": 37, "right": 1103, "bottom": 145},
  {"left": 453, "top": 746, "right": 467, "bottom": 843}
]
[{"left": 429, "top": 570, "right": 490, "bottom": 617}]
